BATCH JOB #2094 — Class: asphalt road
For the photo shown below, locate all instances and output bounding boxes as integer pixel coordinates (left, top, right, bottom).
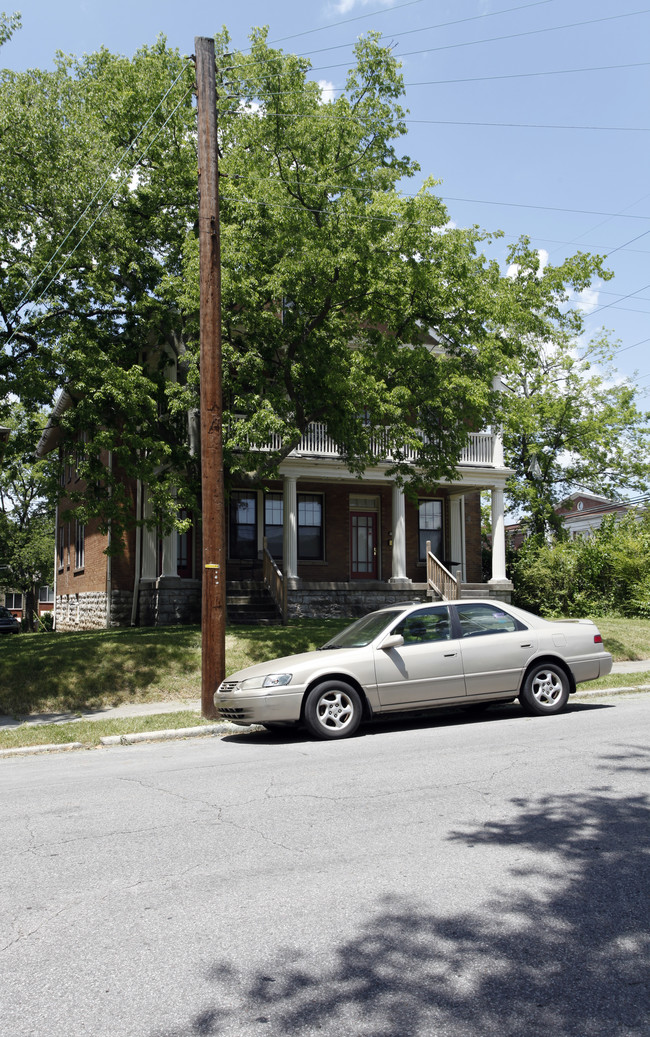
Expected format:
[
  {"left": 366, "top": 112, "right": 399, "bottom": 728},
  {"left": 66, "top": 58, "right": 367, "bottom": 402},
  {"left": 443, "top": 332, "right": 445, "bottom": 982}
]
[{"left": 1, "top": 693, "right": 649, "bottom": 1037}]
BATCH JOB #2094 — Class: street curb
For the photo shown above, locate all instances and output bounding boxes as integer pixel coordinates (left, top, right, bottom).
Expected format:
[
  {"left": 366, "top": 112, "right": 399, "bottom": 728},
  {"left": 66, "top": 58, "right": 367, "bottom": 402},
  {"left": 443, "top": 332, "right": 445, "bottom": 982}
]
[
  {"left": 577, "top": 684, "right": 650, "bottom": 697},
  {"left": 0, "top": 741, "right": 86, "bottom": 758},
  {"left": 99, "top": 722, "right": 240, "bottom": 745}
]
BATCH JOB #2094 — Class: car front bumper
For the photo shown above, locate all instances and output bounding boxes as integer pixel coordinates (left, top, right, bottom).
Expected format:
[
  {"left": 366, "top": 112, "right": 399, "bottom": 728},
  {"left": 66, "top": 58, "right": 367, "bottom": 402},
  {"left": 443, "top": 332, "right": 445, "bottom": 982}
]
[{"left": 213, "top": 686, "right": 306, "bottom": 727}]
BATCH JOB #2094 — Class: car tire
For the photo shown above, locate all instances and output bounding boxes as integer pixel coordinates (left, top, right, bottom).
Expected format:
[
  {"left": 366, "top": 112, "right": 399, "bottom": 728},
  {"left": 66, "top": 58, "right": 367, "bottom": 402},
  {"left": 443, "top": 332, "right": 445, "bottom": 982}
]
[
  {"left": 519, "top": 663, "right": 570, "bottom": 716},
  {"left": 303, "top": 680, "right": 363, "bottom": 740}
]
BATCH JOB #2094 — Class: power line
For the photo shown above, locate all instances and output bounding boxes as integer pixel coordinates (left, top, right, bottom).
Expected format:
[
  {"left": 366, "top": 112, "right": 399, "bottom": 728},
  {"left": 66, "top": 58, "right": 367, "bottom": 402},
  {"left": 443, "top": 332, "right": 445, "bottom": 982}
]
[
  {"left": 220, "top": 172, "right": 650, "bottom": 228},
  {"left": 267, "top": 0, "right": 564, "bottom": 48},
  {"left": 611, "top": 337, "right": 650, "bottom": 356},
  {"left": 605, "top": 229, "right": 650, "bottom": 259},
  {"left": 268, "top": 0, "right": 430, "bottom": 44},
  {"left": 440, "top": 196, "right": 650, "bottom": 221},
  {"left": 306, "top": 58, "right": 650, "bottom": 82},
  {"left": 266, "top": 8, "right": 650, "bottom": 67},
  {"left": 587, "top": 283, "right": 650, "bottom": 319},
  {"left": 219, "top": 100, "right": 649, "bottom": 134}
]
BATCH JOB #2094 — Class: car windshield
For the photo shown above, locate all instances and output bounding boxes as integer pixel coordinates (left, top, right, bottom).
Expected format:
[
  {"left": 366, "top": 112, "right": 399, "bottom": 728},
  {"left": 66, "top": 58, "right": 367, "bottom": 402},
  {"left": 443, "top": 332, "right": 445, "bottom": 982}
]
[{"left": 320, "top": 609, "right": 405, "bottom": 649}]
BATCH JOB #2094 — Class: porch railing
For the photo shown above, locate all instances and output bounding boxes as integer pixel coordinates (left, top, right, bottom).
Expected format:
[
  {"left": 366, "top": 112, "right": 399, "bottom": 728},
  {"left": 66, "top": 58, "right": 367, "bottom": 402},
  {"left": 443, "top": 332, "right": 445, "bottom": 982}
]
[
  {"left": 426, "top": 540, "right": 461, "bottom": 601},
  {"left": 263, "top": 538, "right": 287, "bottom": 624},
  {"left": 229, "top": 419, "right": 499, "bottom": 468}
]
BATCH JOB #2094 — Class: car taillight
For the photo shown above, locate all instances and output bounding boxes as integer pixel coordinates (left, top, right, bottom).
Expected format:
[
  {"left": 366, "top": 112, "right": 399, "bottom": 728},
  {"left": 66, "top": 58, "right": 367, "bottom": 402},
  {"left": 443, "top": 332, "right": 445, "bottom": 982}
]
[{"left": 594, "top": 634, "right": 603, "bottom": 644}]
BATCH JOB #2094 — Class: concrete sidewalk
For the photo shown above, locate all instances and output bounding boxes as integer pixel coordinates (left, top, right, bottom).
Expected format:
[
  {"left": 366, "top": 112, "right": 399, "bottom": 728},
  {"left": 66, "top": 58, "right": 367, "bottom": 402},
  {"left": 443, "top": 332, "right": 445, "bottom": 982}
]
[{"left": 1, "top": 659, "right": 649, "bottom": 732}]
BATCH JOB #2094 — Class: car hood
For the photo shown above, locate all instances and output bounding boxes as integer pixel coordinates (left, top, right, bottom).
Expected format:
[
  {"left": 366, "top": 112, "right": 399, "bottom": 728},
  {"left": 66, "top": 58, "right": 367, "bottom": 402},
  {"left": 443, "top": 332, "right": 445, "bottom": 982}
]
[{"left": 224, "top": 646, "right": 361, "bottom": 684}]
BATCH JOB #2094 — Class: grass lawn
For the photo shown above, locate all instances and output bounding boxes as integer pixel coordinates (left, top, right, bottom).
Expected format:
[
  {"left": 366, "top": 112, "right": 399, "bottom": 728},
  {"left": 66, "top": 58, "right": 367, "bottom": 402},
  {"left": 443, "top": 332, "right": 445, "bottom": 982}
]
[
  {"left": 0, "top": 619, "right": 343, "bottom": 717},
  {"left": 0, "top": 615, "right": 648, "bottom": 752}
]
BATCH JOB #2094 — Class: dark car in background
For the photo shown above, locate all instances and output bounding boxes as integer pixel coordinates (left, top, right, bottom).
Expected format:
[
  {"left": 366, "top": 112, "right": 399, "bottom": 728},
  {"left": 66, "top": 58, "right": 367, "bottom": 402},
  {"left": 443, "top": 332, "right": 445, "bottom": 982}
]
[{"left": 0, "top": 605, "right": 20, "bottom": 634}]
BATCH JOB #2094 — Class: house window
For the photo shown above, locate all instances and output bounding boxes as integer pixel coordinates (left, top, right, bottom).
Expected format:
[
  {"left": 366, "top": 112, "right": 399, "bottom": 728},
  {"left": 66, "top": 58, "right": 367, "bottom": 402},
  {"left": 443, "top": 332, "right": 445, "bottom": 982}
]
[
  {"left": 5, "top": 592, "right": 22, "bottom": 610},
  {"left": 39, "top": 586, "right": 54, "bottom": 603},
  {"left": 229, "top": 491, "right": 257, "bottom": 559},
  {"left": 298, "top": 494, "right": 324, "bottom": 560},
  {"left": 75, "top": 521, "right": 85, "bottom": 570},
  {"left": 264, "top": 493, "right": 283, "bottom": 560},
  {"left": 418, "top": 499, "right": 443, "bottom": 561}
]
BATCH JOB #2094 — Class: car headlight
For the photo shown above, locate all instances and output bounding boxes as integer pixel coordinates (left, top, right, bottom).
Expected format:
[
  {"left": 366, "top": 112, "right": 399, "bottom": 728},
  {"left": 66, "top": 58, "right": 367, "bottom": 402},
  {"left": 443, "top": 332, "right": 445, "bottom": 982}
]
[{"left": 239, "top": 673, "right": 293, "bottom": 691}]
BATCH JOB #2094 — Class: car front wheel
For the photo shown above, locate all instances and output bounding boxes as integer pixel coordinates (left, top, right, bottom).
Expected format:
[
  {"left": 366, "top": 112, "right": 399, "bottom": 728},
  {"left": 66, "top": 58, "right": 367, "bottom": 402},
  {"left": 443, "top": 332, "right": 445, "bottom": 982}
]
[
  {"left": 303, "top": 680, "right": 363, "bottom": 740},
  {"left": 520, "top": 664, "right": 570, "bottom": 716}
]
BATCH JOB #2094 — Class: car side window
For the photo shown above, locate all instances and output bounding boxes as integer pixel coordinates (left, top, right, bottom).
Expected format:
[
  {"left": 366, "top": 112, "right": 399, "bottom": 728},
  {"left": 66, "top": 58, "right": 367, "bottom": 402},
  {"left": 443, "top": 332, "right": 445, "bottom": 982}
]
[
  {"left": 456, "top": 603, "right": 520, "bottom": 638},
  {"left": 394, "top": 606, "right": 451, "bottom": 645}
]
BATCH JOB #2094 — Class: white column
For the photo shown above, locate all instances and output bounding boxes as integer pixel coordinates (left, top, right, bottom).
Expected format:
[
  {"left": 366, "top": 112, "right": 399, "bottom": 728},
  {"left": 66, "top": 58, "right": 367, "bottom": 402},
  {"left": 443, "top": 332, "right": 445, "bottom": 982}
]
[
  {"left": 492, "top": 374, "right": 505, "bottom": 468},
  {"left": 283, "top": 475, "right": 298, "bottom": 580},
  {"left": 141, "top": 489, "right": 158, "bottom": 579},
  {"left": 390, "top": 483, "right": 409, "bottom": 583},
  {"left": 161, "top": 526, "right": 179, "bottom": 578},
  {"left": 489, "top": 487, "right": 507, "bottom": 583}
]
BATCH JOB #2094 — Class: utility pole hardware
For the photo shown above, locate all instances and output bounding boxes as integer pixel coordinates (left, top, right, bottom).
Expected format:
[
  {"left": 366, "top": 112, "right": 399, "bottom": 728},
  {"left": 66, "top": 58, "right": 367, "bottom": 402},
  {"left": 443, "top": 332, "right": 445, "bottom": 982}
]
[{"left": 195, "top": 36, "right": 225, "bottom": 717}]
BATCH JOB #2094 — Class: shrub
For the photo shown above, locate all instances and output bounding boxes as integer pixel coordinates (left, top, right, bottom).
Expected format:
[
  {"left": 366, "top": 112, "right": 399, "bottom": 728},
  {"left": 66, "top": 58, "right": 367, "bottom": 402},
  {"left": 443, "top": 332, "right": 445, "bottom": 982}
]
[{"left": 511, "top": 510, "right": 650, "bottom": 617}]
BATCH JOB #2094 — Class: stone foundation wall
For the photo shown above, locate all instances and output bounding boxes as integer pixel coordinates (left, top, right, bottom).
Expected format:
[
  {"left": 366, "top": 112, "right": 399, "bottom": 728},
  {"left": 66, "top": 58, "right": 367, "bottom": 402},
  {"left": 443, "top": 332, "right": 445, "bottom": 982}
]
[
  {"left": 55, "top": 590, "right": 134, "bottom": 631},
  {"left": 286, "top": 580, "right": 512, "bottom": 619},
  {"left": 286, "top": 582, "right": 427, "bottom": 620},
  {"left": 55, "top": 581, "right": 201, "bottom": 630},
  {"left": 138, "top": 578, "right": 201, "bottom": 627}
]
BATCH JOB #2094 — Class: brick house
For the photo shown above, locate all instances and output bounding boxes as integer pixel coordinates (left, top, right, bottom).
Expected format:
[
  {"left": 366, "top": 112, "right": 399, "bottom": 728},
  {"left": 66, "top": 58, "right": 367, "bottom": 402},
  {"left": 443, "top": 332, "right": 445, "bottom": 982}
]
[
  {"left": 1, "top": 587, "right": 54, "bottom": 621},
  {"left": 555, "top": 492, "right": 632, "bottom": 537},
  {"left": 505, "top": 492, "right": 636, "bottom": 549},
  {"left": 37, "top": 384, "right": 514, "bottom": 631}
]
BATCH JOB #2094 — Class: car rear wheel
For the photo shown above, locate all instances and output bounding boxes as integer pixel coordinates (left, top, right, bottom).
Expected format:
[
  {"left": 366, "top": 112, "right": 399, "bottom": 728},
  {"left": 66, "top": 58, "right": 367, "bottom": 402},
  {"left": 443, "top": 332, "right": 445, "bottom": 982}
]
[
  {"left": 303, "top": 680, "right": 363, "bottom": 740},
  {"left": 520, "top": 664, "right": 569, "bottom": 716}
]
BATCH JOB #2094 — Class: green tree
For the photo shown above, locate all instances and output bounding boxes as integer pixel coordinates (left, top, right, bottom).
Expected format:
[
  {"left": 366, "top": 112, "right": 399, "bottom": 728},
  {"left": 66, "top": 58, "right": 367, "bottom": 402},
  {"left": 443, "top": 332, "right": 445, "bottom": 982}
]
[
  {"left": 0, "top": 11, "right": 20, "bottom": 49},
  {"left": 0, "top": 28, "right": 613, "bottom": 541},
  {"left": 496, "top": 243, "right": 649, "bottom": 536},
  {"left": 0, "top": 404, "right": 55, "bottom": 629}
]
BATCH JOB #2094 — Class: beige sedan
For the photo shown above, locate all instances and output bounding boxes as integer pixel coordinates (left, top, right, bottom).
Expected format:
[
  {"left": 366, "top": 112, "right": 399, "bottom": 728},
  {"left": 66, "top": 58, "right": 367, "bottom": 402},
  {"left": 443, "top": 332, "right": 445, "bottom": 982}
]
[{"left": 214, "top": 599, "right": 612, "bottom": 740}]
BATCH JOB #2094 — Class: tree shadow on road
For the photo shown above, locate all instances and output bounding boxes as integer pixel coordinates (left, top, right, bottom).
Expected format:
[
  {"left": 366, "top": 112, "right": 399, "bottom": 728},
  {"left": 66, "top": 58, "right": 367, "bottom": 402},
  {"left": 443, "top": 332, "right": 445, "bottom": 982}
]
[{"left": 155, "top": 744, "right": 650, "bottom": 1037}]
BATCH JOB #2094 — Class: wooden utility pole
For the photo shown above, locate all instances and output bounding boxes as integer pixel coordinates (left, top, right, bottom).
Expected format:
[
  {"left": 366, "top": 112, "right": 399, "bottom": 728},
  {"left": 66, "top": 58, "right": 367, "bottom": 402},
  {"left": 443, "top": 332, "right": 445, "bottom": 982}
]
[{"left": 195, "top": 36, "right": 225, "bottom": 717}]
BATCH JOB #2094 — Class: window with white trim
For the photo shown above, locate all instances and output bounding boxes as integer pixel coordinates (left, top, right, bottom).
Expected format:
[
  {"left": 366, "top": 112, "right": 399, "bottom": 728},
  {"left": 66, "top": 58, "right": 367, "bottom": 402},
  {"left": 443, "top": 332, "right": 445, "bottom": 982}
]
[{"left": 418, "top": 498, "right": 443, "bottom": 561}]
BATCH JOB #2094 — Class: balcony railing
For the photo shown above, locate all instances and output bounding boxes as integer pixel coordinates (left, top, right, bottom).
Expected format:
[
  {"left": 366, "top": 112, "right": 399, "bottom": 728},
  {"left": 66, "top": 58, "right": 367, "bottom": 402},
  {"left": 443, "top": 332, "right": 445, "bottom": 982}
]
[{"left": 229, "top": 420, "right": 500, "bottom": 468}]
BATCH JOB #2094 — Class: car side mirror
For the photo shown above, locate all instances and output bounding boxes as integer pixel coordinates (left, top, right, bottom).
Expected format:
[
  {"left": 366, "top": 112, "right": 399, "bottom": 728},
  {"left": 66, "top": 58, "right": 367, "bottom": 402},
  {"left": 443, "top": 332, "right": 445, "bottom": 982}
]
[{"left": 378, "top": 633, "right": 404, "bottom": 650}]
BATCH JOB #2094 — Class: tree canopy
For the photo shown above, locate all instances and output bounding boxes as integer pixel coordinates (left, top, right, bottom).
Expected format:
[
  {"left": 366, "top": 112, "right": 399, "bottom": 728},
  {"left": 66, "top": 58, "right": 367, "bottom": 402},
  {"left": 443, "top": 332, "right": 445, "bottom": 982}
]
[
  {"left": 0, "top": 26, "right": 619, "bottom": 541},
  {"left": 497, "top": 244, "right": 650, "bottom": 536}
]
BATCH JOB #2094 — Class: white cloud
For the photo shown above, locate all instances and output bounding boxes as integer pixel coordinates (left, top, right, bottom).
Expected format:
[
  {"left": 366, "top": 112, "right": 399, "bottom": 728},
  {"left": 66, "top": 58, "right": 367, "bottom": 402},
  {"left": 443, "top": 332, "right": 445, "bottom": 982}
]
[
  {"left": 574, "top": 286, "right": 600, "bottom": 314},
  {"left": 318, "top": 79, "right": 336, "bottom": 104},
  {"left": 329, "top": 0, "right": 395, "bottom": 14}
]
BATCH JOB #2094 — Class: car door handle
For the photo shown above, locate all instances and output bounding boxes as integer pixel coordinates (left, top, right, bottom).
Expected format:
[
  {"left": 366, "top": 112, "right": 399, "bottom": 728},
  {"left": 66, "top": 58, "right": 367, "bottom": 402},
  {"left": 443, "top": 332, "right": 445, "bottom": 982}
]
[
  {"left": 520, "top": 643, "right": 533, "bottom": 648},
  {"left": 444, "top": 652, "right": 457, "bottom": 657}
]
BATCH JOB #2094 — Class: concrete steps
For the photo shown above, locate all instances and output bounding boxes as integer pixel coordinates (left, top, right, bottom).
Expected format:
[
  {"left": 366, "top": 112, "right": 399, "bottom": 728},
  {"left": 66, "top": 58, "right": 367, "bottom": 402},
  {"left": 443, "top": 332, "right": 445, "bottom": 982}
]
[{"left": 226, "top": 582, "right": 282, "bottom": 625}]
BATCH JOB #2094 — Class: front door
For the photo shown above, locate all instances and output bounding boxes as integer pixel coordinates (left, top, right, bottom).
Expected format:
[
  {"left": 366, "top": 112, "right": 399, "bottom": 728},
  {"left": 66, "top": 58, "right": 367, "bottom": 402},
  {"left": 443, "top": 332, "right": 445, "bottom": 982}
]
[{"left": 350, "top": 511, "right": 378, "bottom": 579}]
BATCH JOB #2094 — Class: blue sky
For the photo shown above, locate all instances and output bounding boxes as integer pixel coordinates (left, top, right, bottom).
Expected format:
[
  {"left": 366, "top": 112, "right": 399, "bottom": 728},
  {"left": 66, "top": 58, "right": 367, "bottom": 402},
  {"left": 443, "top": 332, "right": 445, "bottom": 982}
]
[{"left": 2, "top": 0, "right": 649, "bottom": 394}]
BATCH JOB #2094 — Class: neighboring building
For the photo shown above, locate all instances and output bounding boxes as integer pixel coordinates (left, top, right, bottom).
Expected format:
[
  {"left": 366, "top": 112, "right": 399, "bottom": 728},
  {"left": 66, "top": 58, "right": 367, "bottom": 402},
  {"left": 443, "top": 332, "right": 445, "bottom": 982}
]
[
  {"left": 2, "top": 587, "right": 54, "bottom": 621},
  {"left": 555, "top": 492, "right": 631, "bottom": 538},
  {"left": 37, "top": 386, "right": 514, "bottom": 631},
  {"left": 505, "top": 492, "right": 637, "bottom": 549}
]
